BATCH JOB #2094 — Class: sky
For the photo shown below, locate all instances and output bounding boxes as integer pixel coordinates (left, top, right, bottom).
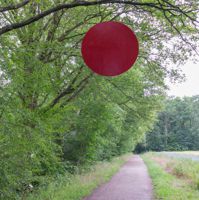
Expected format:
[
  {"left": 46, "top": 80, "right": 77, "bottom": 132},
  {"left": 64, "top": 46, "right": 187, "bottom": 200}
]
[{"left": 167, "top": 61, "right": 199, "bottom": 97}]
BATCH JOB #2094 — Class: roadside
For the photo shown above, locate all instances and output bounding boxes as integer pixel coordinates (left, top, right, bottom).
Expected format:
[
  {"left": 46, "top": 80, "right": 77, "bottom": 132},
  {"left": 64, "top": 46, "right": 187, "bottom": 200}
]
[
  {"left": 26, "top": 154, "right": 131, "bottom": 200},
  {"left": 142, "top": 152, "right": 199, "bottom": 200}
]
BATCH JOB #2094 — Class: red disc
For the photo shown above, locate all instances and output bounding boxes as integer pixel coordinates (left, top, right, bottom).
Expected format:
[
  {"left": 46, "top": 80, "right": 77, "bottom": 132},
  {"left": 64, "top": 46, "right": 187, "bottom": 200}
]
[{"left": 81, "top": 21, "right": 139, "bottom": 76}]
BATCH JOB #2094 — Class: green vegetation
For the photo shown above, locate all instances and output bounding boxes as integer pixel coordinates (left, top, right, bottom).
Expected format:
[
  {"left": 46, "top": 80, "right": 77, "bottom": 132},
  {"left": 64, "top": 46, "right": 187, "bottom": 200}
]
[
  {"left": 163, "top": 153, "right": 199, "bottom": 190},
  {"left": 27, "top": 154, "right": 130, "bottom": 200},
  {"left": 136, "top": 96, "right": 199, "bottom": 152},
  {"left": 142, "top": 153, "right": 199, "bottom": 200},
  {"left": 0, "top": 1, "right": 198, "bottom": 199}
]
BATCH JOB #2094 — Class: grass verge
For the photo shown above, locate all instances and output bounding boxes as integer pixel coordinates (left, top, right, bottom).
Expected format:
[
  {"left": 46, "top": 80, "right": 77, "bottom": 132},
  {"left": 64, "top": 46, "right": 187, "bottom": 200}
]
[
  {"left": 142, "top": 153, "right": 199, "bottom": 200},
  {"left": 26, "top": 154, "right": 131, "bottom": 200}
]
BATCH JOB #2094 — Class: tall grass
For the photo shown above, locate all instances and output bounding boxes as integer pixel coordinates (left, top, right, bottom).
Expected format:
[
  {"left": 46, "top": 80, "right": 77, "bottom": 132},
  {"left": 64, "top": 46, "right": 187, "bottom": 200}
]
[
  {"left": 142, "top": 153, "right": 199, "bottom": 200},
  {"left": 26, "top": 154, "right": 131, "bottom": 200},
  {"left": 167, "top": 159, "right": 199, "bottom": 190}
]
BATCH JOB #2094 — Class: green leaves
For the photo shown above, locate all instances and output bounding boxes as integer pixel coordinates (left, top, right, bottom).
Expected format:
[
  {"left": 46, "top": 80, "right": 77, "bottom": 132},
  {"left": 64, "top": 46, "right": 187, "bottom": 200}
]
[
  {"left": 145, "top": 96, "right": 199, "bottom": 151},
  {"left": 0, "top": 1, "right": 198, "bottom": 199}
]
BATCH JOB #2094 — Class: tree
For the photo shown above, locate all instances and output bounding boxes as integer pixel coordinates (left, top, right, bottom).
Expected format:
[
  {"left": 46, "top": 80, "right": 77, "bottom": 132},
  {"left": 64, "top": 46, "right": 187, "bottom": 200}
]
[
  {"left": 145, "top": 96, "right": 199, "bottom": 151},
  {"left": 0, "top": 1, "right": 198, "bottom": 199}
]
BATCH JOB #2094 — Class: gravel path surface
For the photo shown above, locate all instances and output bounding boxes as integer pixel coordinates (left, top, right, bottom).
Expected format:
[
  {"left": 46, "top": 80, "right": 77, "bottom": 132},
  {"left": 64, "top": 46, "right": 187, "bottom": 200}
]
[{"left": 84, "top": 155, "right": 153, "bottom": 200}]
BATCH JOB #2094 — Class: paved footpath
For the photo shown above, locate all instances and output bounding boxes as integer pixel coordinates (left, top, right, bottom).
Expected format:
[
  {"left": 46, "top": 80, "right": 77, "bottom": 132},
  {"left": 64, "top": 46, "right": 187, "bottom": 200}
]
[{"left": 84, "top": 155, "right": 153, "bottom": 200}]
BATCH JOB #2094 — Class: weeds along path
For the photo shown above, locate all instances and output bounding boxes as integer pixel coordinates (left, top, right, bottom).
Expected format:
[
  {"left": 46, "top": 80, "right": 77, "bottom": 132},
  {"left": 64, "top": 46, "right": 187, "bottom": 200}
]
[{"left": 83, "top": 155, "right": 153, "bottom": 200}]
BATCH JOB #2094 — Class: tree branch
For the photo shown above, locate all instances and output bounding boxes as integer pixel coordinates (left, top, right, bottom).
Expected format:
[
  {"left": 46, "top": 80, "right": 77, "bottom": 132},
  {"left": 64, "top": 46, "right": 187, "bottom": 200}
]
[
  {"left": 50, "top": 66, "right": 83, "bottom": 107},
  {"left": 0, "top": 0, "right": 173, "bottom": 36},
  {"left": 62, "top": 73, "right": 93, "bottom": 106},
  {"left": 0, "top": 0, "right": 30, "bottom": 12}
]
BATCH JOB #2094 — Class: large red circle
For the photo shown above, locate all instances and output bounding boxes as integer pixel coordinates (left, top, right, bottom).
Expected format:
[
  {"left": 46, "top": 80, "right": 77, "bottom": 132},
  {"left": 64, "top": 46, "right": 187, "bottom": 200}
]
[{"left": 81, "top": 21, "right": 139, "bottom": 76}]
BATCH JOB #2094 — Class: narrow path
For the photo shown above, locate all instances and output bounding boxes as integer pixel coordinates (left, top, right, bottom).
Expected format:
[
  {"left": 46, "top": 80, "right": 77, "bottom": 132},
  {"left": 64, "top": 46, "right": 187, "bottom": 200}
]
[{"left": 84, "top": 155, "right": 153, "bottom": 200}]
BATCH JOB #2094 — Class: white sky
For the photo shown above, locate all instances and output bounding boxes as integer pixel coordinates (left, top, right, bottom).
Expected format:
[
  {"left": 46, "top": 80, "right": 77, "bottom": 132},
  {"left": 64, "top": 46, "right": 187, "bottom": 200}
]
[{"left": 167, "top": 61, "right": 199, "bottom": 97}]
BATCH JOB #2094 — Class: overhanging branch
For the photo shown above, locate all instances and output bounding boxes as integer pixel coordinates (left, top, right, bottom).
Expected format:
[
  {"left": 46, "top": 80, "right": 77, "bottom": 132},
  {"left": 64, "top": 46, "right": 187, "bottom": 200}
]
[
  {"left": 0, "top": 0, "right": 30, "bottom": 12},
  {"left": 0, "top": 0, "right": 183, "bottom": 36}
]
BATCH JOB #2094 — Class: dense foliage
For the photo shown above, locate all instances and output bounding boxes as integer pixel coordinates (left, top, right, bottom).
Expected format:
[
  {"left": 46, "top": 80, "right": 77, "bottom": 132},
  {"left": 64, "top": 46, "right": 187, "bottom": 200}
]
[
  {"left": 140, "top": 96, "right": 199, "bottom": 152},
  {"left": 0, "top": 1, "right": 198, "bottom": 199}
]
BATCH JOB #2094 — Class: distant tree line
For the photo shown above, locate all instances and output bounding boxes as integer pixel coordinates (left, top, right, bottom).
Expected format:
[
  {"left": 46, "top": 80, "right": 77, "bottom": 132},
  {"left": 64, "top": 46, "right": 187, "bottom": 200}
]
[{"left": 136, "top": 96, "right": 199, "bottom": 152}]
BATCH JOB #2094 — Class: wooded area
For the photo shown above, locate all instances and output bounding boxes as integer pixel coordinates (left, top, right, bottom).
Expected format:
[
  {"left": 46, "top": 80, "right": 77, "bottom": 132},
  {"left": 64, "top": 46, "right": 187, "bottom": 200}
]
[
  {"left": 139, "top": 96, "right": 199, "bottom": 151},
  {"left": 0, "top": 0, "right": 198, "bottom": 199}
]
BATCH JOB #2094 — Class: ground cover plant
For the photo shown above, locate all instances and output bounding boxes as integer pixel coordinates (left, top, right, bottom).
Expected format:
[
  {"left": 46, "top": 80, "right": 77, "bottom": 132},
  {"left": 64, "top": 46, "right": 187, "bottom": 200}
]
[
  {"left": 26, "top": 154, "right": 131, "bottom": 200},
  {"left": 142, "top": 152, "right": 199, "bottom": 200}
]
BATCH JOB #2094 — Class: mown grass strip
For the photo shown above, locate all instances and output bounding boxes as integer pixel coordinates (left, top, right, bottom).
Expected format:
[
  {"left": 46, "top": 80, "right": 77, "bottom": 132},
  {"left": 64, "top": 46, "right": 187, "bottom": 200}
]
[
  {"left": 142, "top": 153, "right": 199, "bottom": 200},
  {"left": 26, "top": 154, "right": 131, "bottom": 200}
]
